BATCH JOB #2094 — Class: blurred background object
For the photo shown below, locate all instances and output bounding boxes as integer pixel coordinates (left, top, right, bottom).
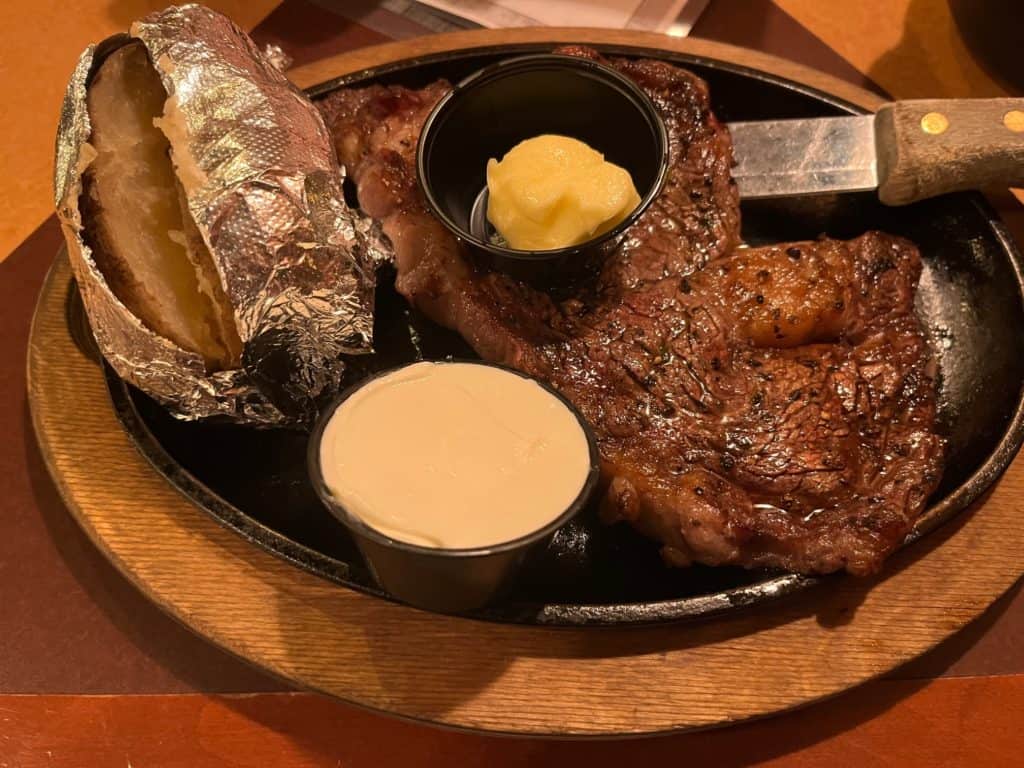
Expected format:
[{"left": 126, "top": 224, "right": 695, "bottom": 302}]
[
  {"left": 949, "top": 0, "right": 1024, "bottom": 93},
  {"left": 315, "top": 0, "right": 711, "bottom": 37},
  {"left": 773, "top": 0, "right": 1014, "bottom": 99}
]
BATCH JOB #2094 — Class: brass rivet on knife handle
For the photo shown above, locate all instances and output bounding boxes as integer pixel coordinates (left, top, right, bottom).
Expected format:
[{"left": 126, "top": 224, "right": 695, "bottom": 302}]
[
  {"left": 920, "top": 112, "right": 949, "bottom": 135},
  {"left": 1004, "top": 110, "right": 1024, "bottom": 133},
  {"left": 876, "top": 98, "right": 1024, "bottom": 206}
]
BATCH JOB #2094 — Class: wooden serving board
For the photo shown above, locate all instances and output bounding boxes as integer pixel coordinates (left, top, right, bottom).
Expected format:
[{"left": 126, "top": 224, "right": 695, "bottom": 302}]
[{"left": 28, "top": 29, "right": 1024, "bottom": 737}]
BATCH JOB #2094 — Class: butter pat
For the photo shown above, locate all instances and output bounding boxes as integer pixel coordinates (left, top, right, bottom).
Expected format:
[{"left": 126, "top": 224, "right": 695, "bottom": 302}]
[
  {"left": 486, "top": 135, "right": 641, "bottom": 251},
  {"left": 318, "top": 362, "right": 591, "bottom": 549}
]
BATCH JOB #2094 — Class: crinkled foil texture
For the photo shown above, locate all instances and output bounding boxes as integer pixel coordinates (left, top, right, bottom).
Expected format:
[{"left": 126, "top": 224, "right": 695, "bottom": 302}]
[{"left": 54, "top": 5, "right": 389, "bottom": 425}]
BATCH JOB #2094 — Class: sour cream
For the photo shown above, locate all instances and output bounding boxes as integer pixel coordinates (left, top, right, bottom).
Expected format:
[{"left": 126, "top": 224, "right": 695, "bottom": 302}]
[{"left": 317, "top": 362, "right": 592, "bottom": 549}]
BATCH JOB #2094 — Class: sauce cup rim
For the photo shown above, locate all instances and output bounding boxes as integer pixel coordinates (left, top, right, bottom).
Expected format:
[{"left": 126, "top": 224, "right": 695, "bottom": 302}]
[{"left": 416, "top": 53, "right": 670, "bottom": 261}]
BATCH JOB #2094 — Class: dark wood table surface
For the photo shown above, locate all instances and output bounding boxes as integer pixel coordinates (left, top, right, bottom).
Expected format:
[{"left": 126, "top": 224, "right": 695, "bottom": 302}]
[{"left": 3, "top": 1, "right": 1023, "bottom": 764}]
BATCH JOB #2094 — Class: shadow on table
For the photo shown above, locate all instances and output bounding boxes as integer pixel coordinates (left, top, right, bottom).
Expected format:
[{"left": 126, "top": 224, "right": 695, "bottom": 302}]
[
  {"left": 266, "top": 585, "right": 515, "bottom": 723},
  {"left": 895, "top": 576, "right": 1022, "bottom": 679},
  {"left": 24, "top": 404, "right": 286, "bottom": 694},
  {"left": 221, "top": 609, "right": 1014, "bottom": 768},
  {"left": 237, "top": 585, "right": 1019, "bottom": 765},
  {"left": 868, "top": 0, "right": 1014, "bottom": 99}
]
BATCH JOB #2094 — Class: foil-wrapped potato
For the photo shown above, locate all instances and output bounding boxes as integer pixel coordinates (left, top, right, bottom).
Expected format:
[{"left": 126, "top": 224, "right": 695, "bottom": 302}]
[{"left": 54, "top": 5, "right": 388, "bottom": 425}]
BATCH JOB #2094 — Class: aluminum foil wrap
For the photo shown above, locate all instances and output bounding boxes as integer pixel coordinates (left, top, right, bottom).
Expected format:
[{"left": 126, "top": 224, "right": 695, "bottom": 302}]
[{"left": 54, "top": 5, "right": 389, "bottom": 425}]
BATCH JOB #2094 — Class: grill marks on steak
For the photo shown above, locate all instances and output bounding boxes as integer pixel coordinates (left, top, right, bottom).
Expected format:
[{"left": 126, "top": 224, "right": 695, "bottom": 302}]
[
  {"left": 520, "top": 237, "right": 942, "bottom": 574},
  {"left": 317, "top": 51, "right": 944, "bottom": 576}
]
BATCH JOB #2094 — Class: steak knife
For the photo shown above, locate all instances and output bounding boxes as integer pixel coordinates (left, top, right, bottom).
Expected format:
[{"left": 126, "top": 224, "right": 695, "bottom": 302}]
[{"left": 728, "top": 99, "right": 1024, "bottom": 204}]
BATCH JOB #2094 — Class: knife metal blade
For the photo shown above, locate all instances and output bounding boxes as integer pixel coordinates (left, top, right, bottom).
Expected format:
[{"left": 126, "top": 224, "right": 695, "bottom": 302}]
[{"left": 728, "top": 115, "right": 878, "bottom": 199}]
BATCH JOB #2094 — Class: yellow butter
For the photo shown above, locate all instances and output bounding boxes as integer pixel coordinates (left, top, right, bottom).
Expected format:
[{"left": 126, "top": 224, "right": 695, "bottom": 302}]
[{"left": 486, "top": 135, "right": 642, "bottom": 251}]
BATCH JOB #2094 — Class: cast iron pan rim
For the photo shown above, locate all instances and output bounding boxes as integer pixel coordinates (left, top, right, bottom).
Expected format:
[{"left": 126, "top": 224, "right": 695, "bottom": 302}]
[
  {"left": 101, "top": 42, "right": 1024, "bottom": 627},
  {"left": 908, "top": 201, "right": 1024, "bottom": 541},
  {"left": 303, "top": 41, "right": 870, "bottom": 115}
]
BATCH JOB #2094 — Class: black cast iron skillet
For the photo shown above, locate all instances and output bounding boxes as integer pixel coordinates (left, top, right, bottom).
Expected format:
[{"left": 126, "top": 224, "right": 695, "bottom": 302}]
[{"left": 99, "top": 43, "right": 1024, "bottom": 626}]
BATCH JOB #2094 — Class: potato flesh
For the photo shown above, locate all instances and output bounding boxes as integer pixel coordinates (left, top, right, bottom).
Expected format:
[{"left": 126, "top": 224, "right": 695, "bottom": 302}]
[{"left": 84, "top": 43, "right": 241, "bottom": 370}]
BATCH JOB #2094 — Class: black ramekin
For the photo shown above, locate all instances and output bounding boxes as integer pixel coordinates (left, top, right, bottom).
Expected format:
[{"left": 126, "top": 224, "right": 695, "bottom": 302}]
[
  {"left": 307, "top": 360, "right": 601, "bottom": 614},
  {"left": 417, "top": 54, "right": 669, "bottom": 287}
]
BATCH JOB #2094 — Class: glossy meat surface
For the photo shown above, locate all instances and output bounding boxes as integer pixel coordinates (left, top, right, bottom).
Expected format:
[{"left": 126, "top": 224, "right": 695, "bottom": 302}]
[{"left": 318, "top": 50, "right": 944, "bottom": 575}]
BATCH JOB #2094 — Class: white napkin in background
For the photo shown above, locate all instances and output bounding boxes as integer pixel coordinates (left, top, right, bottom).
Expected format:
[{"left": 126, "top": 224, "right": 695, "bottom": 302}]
[
  {"left": 417, "top": 0, "right": 690, "bottom": 32},
  {"left": 316, "top": 0, "right": 709, "bottom": 39}
]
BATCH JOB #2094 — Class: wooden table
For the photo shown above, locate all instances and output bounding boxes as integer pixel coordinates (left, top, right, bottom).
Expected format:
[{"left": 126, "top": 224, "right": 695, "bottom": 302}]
[{"left": 3, "top": 1, "right": 1023, "bottom": 764}]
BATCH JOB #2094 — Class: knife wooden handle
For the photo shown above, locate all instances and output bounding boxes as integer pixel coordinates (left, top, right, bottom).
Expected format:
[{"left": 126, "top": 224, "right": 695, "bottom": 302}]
[{"left": 876, "top": 98, "right": 1024, "bottom": 205}]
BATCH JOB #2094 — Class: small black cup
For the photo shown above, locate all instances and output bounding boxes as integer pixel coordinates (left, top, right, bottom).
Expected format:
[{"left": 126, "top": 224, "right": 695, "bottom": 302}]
[
  {"left": 307, "top": 361, "right": 600, "bottom": 615},
  {"left": 417, "top": 54, "right": 669, "bottom": 287}
]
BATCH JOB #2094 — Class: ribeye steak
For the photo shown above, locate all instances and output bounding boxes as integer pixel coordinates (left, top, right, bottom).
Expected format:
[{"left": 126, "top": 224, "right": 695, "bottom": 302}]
[{"left": 318, "top": 48, "right": 944, "bottom": 575}]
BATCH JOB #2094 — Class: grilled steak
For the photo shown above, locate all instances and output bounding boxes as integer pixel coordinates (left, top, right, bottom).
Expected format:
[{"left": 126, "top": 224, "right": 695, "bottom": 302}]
[{"left": 318, "top": 50, "right": 944, "bottom": 575}]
